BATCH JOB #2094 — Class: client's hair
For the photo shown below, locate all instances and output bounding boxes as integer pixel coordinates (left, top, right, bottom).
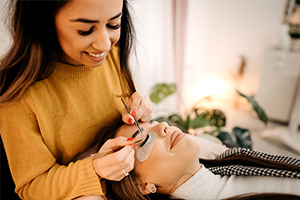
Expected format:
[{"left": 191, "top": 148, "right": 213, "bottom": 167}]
[{"left": 95, "top": 117, "right": 300, "bottom": 200}]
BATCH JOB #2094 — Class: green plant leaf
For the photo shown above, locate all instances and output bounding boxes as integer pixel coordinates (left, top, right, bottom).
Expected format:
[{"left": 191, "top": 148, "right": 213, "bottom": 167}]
[
  {"left": 150, "top": 83, "right": 177, "bottom": 104},
  {"left": 236, "top": 90, "right": 268, "bottom": 124},
  {"left": 189, "top": 109, "right": 209, "bottom": 129},
  {"left": 216, "top": 127, "right": 252, "bottom": 149},
  {"left": 217, "top": 132, "right": 238, "bottom": 148},
  {"left": 168, "top": 114, "right": 188, "bottom": 132},
  {"left": 204, "top": 109, "right": 226, "bottom": 129},
  {"left": 152, "top": 116, "right": 167, "bottom": 123},
  {"left": 190, "top": 113, "right": 210, "bottom": 129},
  {"left": 152, "top": 115, "right": 187, "bottom": 132},
  {"left": 232, "top": 127, "right": 252, "bottom": 150},
  {"left": 289, "top": 24, "right": 300, "bottom": 39}
]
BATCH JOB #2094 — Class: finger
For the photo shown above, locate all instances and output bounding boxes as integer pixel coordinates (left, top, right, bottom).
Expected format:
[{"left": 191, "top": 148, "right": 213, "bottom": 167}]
[
  {"left": 128, "top": 92, "right": 144, "bottom": 116},
  {"left": 122, "top": 109, "right": 135, "bottom": 125},
  {"left": 96, "top": 146, "right": 135, "bottom": 180},
  {"left": 122, "top": 93, "right": 153, "bottom": 124},
  {"left": 137, "top": 98, "right": 154, "bottom": 122},
  {"left": 109, "top": 149, "right": 135, "bottom": 181},
  {"left": 123, "top": 149, "right": 135, "bottom": 173},
  {"left": 101, "top": 145, "right": 133, "bottom": 166},
  {"left": 100, "top": 136, "right": 133, "bottom": 151},
  {"left": 118, "top": 150, "right": 135, "bottom": 181},
  {"left": 140, "top": 105, "right": 154, "bottom": 122},
  {"left": 134, "top": 96, "right": 150, "bottom": 120},
  {"left": 93, "top": 146, "right": 134, "bottom": 179}
]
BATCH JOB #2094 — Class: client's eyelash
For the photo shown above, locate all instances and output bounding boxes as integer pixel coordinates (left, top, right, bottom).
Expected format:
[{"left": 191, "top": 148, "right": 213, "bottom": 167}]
[{"left": 140, "top": 134, "right": 149, "bottom": 147}]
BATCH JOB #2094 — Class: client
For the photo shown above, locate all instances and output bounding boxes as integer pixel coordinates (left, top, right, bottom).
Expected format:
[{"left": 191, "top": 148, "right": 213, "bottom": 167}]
[{"left": 85, "top": 118, "right": 300, "bottom": 200}]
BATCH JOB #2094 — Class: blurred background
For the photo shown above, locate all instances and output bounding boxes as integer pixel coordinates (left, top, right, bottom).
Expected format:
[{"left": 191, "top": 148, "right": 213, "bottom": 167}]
[
  {"left": 127, "top": 0, "right": 300, "bottom": 158},
  {"left": 128, "top": 0, "right": 299, "bottom": 116}
]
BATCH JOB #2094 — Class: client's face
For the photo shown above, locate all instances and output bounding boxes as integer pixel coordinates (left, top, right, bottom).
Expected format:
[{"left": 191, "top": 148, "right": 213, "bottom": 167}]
[{"left": 116, "top": 121, "right": 200, "bottom": 194}]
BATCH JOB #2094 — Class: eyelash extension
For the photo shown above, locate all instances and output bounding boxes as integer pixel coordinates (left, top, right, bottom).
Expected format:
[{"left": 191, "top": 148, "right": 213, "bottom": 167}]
[
  {"left": 107, "top": 24, "right": 121, "bottom": 30},
  {"left": 140, "top": 134, "right": 149, "bottom": 147},
  {"left": 78, "top": 26, "right": 94, "bottom": 36}
]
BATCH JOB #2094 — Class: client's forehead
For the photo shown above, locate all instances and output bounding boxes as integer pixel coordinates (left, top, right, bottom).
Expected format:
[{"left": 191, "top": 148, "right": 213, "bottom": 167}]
[{"left": 116, "top": 123, "right": 141, "bottom": 137}]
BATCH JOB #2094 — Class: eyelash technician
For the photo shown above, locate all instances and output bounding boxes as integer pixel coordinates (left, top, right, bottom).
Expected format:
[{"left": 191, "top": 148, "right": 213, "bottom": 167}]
[{"left": 0, "top": 0, "right": 154, "bottom": 199}]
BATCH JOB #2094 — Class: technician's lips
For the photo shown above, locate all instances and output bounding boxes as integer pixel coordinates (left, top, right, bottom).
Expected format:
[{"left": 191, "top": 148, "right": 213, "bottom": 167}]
[
  {"left": 84, "top": 51, "right": 106, "bottom": 61},
  {"left": 170, "top": 130, "right": 185, "bottom": 149}
]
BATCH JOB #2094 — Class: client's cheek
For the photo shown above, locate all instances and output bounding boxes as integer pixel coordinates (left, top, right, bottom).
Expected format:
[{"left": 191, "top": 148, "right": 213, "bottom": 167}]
[{"left": 136, "top": 131, "right": 156, "bottom": 162}]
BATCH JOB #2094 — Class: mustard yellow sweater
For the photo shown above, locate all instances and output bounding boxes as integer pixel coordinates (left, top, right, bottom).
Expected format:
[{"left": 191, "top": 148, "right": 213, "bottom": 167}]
[{"left": 0, "top": 47, "right": 130, "bottom": 199}]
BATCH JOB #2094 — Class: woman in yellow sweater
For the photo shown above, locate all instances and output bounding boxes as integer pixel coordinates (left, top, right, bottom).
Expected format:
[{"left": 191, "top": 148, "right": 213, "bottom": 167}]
[{"left": 0, "top": 0, "right": 153, "bottom": 199}]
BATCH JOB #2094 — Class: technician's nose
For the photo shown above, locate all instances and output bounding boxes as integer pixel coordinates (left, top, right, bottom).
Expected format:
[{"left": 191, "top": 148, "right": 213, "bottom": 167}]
[{"left": 92, "top": 29, "right": 111, "bottom": 52}]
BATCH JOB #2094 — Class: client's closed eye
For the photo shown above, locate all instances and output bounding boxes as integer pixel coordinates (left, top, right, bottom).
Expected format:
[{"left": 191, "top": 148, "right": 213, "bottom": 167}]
[{"left": 140, "top": 134, "right": 149, "bottom": 147}]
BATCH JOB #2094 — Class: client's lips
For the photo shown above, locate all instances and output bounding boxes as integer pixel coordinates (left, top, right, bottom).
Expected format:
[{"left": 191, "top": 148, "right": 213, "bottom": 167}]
[{"left": 170, "top": 130, "right": 185, "bottom": 149}]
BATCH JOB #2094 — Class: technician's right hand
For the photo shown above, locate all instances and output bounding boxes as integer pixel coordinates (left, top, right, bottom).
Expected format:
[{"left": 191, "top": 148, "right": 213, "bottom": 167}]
[{"left": 92, "top": 136, "right": 135, "bottom": 181}]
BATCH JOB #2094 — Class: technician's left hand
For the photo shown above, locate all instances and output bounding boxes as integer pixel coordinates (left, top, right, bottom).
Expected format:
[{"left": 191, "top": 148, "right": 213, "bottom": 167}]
[{"left": 122, "top": 92, "right": 154, "bottom": 125}]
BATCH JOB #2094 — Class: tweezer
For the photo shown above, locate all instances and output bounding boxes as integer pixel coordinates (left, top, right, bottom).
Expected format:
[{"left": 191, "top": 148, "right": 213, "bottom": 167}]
[
  {"left": 121, "top": 97, "right": 146, "bottom": 141},
  {"left": 90, "top": 98, "right": 147, "bottom": 160}
]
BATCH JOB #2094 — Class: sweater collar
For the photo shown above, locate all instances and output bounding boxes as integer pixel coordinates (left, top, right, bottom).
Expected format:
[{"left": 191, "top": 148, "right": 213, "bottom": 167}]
[{"left": 53, "top": 62, "right": 98, "bottom": 78}]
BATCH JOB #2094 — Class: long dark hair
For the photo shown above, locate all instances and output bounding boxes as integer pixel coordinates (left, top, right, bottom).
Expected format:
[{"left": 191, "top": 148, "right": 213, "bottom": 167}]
[
  {"left": 94, "top": 117, "right": 300, "bottom": 200},
  {"left": 0, "top": 0, "right": 136, "bottom": 105}
]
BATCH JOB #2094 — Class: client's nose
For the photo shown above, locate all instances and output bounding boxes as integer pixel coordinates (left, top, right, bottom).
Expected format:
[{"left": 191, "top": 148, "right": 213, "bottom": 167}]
[{"left": 156, "top": 122, "right": 169, "bottom": 137}]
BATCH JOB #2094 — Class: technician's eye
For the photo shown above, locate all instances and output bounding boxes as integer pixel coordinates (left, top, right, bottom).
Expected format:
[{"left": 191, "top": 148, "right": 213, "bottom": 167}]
[
  {"left": 78, "top": 27, "right": 95, "bottom": 36},
  {"left": 107, "top": 23, "right": 121, "bottom": 30}
]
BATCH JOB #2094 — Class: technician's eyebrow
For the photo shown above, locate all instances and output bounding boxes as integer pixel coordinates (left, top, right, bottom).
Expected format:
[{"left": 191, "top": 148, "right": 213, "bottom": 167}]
[
  {"left": 69, "top": 18, "right": 99, "bottom": 23},
  {"left": 69, "top": 12, "right": 123, "bottom": 23}
]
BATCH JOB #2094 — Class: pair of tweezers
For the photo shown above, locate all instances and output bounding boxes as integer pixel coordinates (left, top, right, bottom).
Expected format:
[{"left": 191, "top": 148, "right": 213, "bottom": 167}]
[
  {"left": 121, "top": 97, "right": 146, "bottom": 141},
  {"left": 90, "top": 98, "right": 146, "bottom": 160}
]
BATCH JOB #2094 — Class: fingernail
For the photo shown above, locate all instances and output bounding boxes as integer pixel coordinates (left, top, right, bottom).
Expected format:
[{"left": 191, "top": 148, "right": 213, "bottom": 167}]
[
  {"left": 128, "top": 118, "right": 134, "bottom": 125},
  {"left": 127, "top": 138, "right": 135, "bottom": 142},
  {"left": 131, "top": 110, "right": 136, "bottom": 118},
  {"left": 131, "top": 143, "right": 135, "bottom": 148}
]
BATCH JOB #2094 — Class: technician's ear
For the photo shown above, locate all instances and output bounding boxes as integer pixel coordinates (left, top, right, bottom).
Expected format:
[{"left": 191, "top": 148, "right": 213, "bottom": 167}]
[{"left": 138, "top": 182, "right": 157, "bottom": 195}]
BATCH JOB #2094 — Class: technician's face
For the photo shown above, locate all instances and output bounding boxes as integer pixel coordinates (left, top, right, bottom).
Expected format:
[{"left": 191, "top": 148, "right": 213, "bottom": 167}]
[
  {"left": 55, "top": 0, "right": 122, "bottom": 67},
  {"left": 116, "top": 121, "right": 200, "bottom": 194}
]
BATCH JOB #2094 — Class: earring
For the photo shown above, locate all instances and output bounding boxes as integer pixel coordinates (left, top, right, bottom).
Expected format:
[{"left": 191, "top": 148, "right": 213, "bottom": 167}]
[{"left": 150, "top": 185, "right": 157, "bottom": 193}]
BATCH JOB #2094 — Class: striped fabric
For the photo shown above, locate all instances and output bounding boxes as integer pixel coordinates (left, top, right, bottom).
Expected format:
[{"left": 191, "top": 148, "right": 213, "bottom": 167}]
[{"left": 208, "top": 147, "right": 300, "bottom": 179}]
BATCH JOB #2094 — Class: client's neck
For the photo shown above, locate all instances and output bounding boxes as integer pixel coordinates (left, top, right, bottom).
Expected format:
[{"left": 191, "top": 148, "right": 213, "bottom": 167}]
[{"left": 167, "top": 163, "right": 202, "bottom": 194}]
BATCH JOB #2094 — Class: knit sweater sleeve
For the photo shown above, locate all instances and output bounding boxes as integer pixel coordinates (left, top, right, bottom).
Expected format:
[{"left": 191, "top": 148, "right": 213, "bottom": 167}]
[{"left": 0, "top": 95, "right": 103, "bottom": 200}]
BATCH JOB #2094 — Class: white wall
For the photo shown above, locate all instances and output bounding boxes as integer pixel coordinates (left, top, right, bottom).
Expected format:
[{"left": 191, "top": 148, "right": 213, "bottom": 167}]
[
  {"left": 133, "top": 0, "right": 287, "bottom": 112},
  {"left": 130, "top": 0, "right": 178, "bottom": 115},
  {"left": 185, "top": 0, "right": 285, "bottom": 96},
  {"left": 0, "top": 0, "right": 11, "bottom": 57}
]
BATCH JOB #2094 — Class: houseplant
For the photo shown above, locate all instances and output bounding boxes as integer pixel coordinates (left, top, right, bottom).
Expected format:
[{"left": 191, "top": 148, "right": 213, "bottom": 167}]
[
  {"left": 289, "top": 24, "right": 300, "bottom": 51},
  {"left": 149, "top": 83, "right": 268, "bottom": 149}
]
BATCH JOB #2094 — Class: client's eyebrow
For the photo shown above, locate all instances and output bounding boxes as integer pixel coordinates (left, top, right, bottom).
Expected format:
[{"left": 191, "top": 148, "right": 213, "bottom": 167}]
[{"left": 69, "top": 12, "right": 122, "bottom": 23}]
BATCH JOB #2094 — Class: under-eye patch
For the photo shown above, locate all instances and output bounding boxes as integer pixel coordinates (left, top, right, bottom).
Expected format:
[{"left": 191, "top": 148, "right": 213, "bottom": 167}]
[{"left": 136, "top": 131, "right": 156, "bottom": 162}]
